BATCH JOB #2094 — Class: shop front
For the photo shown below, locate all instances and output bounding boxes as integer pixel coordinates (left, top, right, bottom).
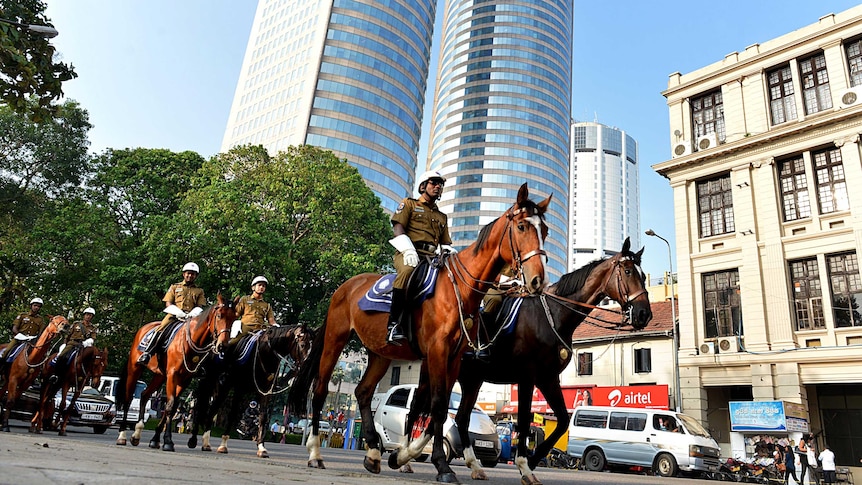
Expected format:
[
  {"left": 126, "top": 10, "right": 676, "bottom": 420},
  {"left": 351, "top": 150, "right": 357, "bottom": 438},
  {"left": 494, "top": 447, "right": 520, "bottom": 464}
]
[{"left": 728, "top": 400, "right": 809, "bottom": 460}]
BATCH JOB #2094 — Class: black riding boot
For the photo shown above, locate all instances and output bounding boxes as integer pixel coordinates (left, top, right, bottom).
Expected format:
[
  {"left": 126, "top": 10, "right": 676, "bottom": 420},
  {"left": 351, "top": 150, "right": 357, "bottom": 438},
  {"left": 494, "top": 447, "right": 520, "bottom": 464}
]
[
  {"left": 137, "top": 330, "right": 162, "bottom": 364},
  {"left": 387, "top": 288, "right": 407, "bottom": 345}
]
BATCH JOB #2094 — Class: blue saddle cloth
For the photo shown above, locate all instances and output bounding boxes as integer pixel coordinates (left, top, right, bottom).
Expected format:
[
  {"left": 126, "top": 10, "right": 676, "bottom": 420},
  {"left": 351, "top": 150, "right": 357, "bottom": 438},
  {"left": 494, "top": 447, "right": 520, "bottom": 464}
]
[
  {"left": 2, "top": 343, "right": 27, "bottom": 363},
  {"left": 234, "top": 330, "right": 263, "bottom": 365},
  {"left": 483, "top": 296, "right": 525, "bottom": 338},
  {"left": 50, "top": 347, "right": 81, "bottom": 366},
  {"left": 358, "top": 266, "right": 440, "bottom": 312},
  {"left": 136, "top": 321, "right": 184, "bottom": 353}
]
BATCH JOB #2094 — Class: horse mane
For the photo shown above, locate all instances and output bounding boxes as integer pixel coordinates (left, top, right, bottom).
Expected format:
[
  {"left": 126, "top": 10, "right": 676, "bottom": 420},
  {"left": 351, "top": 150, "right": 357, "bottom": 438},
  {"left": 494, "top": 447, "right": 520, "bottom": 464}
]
[{"left": 553, "top": 259, "right": 605, "bottom": 297}]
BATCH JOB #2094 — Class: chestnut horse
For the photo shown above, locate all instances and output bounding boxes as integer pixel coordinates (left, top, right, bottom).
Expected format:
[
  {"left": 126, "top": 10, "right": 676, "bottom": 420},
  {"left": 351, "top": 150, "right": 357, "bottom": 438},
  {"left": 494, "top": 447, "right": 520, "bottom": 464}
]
[
  {"left": 186, "top": 324, "right": 314, "bottom": 458},
  {"left": 450, "top": 237, "right": 652, "bottom": 484},
  {"left": 0, "top": 315, "right": 69, "bottom": 432},
  {"left": 33, "top": 345, "right": 109, "bottom": 435},
  {"left": 115, "top": 293, "right": 235, "bottom": 451},
  {"left": 288, "top": 184, "right": 549, "bottom": 483}
]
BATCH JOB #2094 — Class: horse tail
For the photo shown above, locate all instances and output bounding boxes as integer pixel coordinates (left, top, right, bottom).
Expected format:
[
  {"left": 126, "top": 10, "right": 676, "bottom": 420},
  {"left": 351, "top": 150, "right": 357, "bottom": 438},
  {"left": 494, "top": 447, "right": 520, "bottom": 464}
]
[{"left": 287, "top": 318, "right": 327, "bottom": 413}]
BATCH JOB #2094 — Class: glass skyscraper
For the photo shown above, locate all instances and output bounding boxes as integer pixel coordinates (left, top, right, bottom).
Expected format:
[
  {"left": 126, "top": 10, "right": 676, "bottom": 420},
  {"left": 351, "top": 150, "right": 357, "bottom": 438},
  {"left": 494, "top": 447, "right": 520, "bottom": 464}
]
[
  {"left": 427, "top": 1, "right": 573, "bottom": 279},
  {"left": 221, "top": 0, "right": 435, "bottom": 213}
]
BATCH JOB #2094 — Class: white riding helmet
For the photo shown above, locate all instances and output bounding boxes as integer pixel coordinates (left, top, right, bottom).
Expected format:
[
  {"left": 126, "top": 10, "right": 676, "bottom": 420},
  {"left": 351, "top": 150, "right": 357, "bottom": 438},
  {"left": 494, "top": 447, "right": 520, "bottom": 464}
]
[
  {"left": 251, "top": 276, "right": 268, "bottom": 286},
  {"left": 416, "top": 170, "right": 446, "bottom": 194},
  {"left": 182, "top": 262, "right": 200, "bottom": 274},
  {"left": 30, "top": 297, "right": 44, "bottom": 305},
  {"left": 83, "top": 307, "right": 96, "bottom": 315}
]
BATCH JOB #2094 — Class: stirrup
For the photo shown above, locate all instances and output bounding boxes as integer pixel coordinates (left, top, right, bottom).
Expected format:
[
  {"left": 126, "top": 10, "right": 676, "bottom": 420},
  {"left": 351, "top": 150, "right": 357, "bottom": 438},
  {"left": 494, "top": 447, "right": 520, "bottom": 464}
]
[
  {"left": 48, "top": 374, "right": 59, "bottom": 384},
  {"left": 136, "top": 352, "right": 151, "bottom": 365},
  {"left": 386, "top": 324, "right": 406, "bottom": 345}
]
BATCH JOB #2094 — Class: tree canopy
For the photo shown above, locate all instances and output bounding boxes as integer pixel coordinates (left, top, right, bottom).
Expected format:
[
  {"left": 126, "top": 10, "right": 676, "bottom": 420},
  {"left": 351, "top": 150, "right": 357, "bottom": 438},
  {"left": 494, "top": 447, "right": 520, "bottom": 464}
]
[{"left": 0, "top": 0, "right": 76, "bottom": 122}]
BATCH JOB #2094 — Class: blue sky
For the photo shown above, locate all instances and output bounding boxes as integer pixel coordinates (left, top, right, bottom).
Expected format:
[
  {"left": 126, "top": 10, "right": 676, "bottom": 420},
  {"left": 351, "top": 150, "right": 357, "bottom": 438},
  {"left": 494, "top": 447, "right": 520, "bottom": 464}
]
[{"left": 44, "top": 1, "right": 862, "bottom": 279}]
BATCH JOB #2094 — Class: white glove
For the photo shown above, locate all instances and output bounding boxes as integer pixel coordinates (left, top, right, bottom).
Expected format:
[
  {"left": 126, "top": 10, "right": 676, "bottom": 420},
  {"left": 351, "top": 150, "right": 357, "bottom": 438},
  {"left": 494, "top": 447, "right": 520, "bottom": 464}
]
[
  {"left": 188, "top": 307, "right": 203, "bottom": 318},
  {"left": 498, "top": 275, "right": 520, "bottom": 289},
  {"left": 13, "top": 333, "right": 32, "bottom": 341},
  {"left": 439, "top": 244, "right": 458, "bottom": 255},
  {"left": 389, "top": 234, "right": 418, "bottom": 267},
  {"left": 58, "top": 343, "right": 67, "bottom": 353},
  {"left": 271, "top": 323, "right": 280, "bottom": 327},
  {"left": 164, "top": 304, "right": 185, "bottom": 318},
  {"left": 230, "top": 320, "right": 242, "bottom": 339},
  {"left": 82, "top": 338, "right": 94, "bottom": 348}
]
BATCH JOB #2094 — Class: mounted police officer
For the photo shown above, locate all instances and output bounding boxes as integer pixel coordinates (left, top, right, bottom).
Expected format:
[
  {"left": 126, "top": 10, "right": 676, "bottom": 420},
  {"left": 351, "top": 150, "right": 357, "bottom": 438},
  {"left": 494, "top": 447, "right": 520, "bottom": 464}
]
[
  {"left": 0, "top": 297, "right": 48, "bottom": 373},
  {"left": 387, "top": 170, "right": 455, "bottom": 345},
  {"left": 137, "top": 262, "right": 206, "bottom": 365},
  {"left": 229, "top": 275, "right": 277, "bottom": 346},
  {"left": 49, "top": 307, "right": 97, "bottom": 383}
]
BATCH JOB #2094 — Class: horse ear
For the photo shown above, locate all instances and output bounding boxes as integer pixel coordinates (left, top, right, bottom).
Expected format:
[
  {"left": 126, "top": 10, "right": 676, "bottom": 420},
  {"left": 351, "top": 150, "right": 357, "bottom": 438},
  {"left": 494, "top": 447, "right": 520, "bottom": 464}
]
[
  {"left": 635, "top": 246, "right": 645, "bottom": 264},
  {"left": 537, "top": 193, "right": 553, "bottom": 214},
  {"left": 622, "top": 237, "right": 631, "bottom": 253},
  {"left": 216, "top": 292, "right": 226, "bottom": 305},
  {"left": 516, "top": 183, "right": 529, "bottom": 205}
]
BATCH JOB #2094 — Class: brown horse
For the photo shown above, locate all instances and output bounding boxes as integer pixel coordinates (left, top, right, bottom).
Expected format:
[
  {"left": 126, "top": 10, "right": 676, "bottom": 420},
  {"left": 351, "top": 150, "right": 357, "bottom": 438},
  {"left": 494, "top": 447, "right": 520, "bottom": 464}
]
[
  {"left": 186, "top": 324, "right": 314, "bottom": 458},
  {"left": 450, "top": 237, "right": 652, "bottom": 484},
  {"left": 115, "top": 293, "right": 235, "bottom": 451},
  {"left": 0, "top": 315, "right": 69, "bottom": 432},
  {"left": 288, "top": 183, "right": 550, "bottom": 483},
  {"left": 33, "top": 345, "right": 109, "bottom": 435}
]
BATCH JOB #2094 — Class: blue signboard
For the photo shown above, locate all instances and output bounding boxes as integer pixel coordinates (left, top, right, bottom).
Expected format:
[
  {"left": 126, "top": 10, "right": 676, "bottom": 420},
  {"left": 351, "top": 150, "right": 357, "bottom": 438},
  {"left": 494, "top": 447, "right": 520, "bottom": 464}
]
[{"left": 729, "top": 401, "right": 786, "bottom": 432}]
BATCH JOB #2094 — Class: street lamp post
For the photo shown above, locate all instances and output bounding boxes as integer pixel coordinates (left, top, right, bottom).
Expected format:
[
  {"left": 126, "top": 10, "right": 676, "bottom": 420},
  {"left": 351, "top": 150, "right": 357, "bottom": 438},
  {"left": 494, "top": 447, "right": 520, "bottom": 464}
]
[
  {"left": 0, "top": 18, "right": 59, "bottom": 38},
  {"left": 645, "top": 229, "right": 681, "bottom": 412}
]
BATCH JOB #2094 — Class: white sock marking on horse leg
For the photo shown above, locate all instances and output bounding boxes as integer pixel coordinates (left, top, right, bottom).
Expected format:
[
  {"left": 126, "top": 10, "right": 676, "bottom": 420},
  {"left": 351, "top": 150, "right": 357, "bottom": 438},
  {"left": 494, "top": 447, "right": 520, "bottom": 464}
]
[
  {"left": 219, "top": 435, "right": 229, "bottom": 449},
  {"left": 516, "top": 456, "right": 532, "bottom": 478},
  {"left": 133, "top": 420, "right": 144, "bottom": 440},
  {"left": 257, "top": 443, "right": 267, "bottom": 454},
  {"left": 366, "top": 447, "right": 381, "bottom": 462},
  {"left": 408, "top": 434, "right": 432, "bottom": 457},
  {"left": 307, "top": 434, "right": 322, "bottom": 461},
  {"left": 202, "top": 430, "right": 211, "bottom": 448},
  {"left": 118, "top": 430, "right": 127, "bottom": 441},
  {"left": 464, "top": 446, "right": 482, "bottom": 473}
]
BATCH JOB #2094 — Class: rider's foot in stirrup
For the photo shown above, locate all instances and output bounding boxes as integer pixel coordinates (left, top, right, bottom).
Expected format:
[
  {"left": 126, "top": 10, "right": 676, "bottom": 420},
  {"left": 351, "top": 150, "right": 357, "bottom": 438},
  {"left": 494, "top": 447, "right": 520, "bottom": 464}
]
[
  {"left": 386, "top": 324, "right": 406, "bottom": 345},
  {"left": 48, "top": 375, "right": 59, "bottom": 384},
  {"left": 136, "top": 352, "right": 150, "bottom": 365}
]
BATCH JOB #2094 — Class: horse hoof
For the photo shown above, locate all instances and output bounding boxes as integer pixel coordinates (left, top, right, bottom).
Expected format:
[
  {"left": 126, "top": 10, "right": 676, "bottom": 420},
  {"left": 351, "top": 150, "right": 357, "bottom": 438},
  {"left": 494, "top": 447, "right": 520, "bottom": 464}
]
[
  {"left": 116, "top": 439, "right": 127, "bottom": 446},
  {"left": 307, "top": 459, "right": 326, "bottom": 469},
  {"left": 257, "top": 450, "right": 269, "bottom": 458},
  {"left": 162, "top": 443, "right": 175, "bottom": 452},
  {"left": 471, "top": 470, "right": 488, "bottom": 480},
  {"left": 363, "top": 456, "right": 381, "bottom": 474},
  {"left": 202, "top": 445, "right": 212, "bottom": 452},
  {"left": 148, "top": 440, "right": 159, "bottom": 449},
  {"left": 58, "top": 431, "right": 66, "bottom": 437},
  {"left": 187, "top": 437, "right": 197, "bottom": 448},
  {"left": 130, "top": 437, "right": 140, "bottom": 446},
  {"left": 388, "top": 451, "right": 401, "bottom": 469},
  {"left": 400, "top": 464, "right": 414, "bottom": 473},
  {"left": 520, "top": 475, "right": 542, "bottom": 485},
  {"left": 217, "top": 446, "right": 228, "bottom": 454},
  {"left": 436, "top": 472, "right": 460, "bottom": 483}
]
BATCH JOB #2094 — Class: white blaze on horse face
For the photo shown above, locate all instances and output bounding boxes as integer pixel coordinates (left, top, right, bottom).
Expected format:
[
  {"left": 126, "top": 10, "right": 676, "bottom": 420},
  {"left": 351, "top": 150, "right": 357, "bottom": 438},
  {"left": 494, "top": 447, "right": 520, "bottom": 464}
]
[{"left": 526, "top": 214, "right": 547, "bottom": 265}]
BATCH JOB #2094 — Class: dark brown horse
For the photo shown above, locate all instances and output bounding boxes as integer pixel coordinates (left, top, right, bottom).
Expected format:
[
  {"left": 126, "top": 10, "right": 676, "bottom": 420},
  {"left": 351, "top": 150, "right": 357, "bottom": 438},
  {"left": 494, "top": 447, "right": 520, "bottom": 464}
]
[
  {"left": 186, "top": 324, "right": 314, "bottom": 457},
  {"left": 452, "top": 237, "right": 652, "bottom": 484},
  {"left": 0, "top": 315, "right": 69, "bottom": 432},
  {"left": 289, "top": 184, "right": 550, "bottom": 483},
  {"left": 115, "top": 293, "right": 235, "bottom": 451},
  {"left": 33, "top": 345, "right": 109, "bottom": 435}
]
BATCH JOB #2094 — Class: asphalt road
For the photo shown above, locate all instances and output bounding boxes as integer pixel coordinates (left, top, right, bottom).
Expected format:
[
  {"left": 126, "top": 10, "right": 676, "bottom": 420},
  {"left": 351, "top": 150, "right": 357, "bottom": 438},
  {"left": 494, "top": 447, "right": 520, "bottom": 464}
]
[{"left": 0, "top": 419, "right": 716, "bottom": 484}]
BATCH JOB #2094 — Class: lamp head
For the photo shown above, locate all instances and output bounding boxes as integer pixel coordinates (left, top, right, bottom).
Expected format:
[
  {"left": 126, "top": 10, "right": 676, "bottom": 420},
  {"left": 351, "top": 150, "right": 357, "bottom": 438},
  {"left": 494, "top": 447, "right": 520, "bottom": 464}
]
[{"left": 645, "top": 229, "right": 656, "bottom": 236}]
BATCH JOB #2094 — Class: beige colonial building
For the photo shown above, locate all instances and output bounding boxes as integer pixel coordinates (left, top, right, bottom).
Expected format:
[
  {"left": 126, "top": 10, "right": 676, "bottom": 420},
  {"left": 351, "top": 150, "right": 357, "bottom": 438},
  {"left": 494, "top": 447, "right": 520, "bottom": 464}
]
[{"left": 657, "top": 5, "right": 862, "bottom": 468}]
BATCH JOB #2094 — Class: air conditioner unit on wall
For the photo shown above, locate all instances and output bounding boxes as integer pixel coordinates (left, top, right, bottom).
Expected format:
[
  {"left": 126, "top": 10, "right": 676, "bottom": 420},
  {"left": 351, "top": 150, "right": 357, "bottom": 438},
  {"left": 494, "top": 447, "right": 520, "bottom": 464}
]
[
  {"left": 838, "top": 86, "right": 862, "bottom": 109},
  {"left": 696, "top": 132, "right": 719, "bottom": 151},
  {"left": 718, "top": 336, "right": 741, "bottom": 353},
  {"left": 699, "top": 341, "right": 716, "bottom": 355},
  {"left": 672, "top": 140, "right": 692, "bottom": 158}
]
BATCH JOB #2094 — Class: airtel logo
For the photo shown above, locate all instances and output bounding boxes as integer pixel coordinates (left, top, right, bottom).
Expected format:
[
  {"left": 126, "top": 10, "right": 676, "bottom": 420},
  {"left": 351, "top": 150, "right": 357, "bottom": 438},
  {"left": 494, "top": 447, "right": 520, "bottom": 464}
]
[{"left": 608, "top": 388, "right": 653, "bottom": 407}]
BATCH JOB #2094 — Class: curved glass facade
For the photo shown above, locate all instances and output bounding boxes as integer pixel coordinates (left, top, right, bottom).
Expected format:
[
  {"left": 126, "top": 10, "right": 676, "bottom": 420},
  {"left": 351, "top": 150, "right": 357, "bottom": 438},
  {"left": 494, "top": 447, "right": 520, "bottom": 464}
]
[
  {"left": 309, "top": 0, "right": 436, "bottom": 212},
  {"left": 428, "top": 0, "right": 573, "bottom": 279}
]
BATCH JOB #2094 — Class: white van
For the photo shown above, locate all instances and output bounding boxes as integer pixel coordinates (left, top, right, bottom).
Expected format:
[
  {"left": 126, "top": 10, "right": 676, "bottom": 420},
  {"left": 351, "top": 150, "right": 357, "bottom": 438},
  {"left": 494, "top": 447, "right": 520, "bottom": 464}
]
[
  {"left": 97, "top": 376, "right": 151, "bottom": 425},
  {"left": 566, "top": 406, "right": 720, "bottom": 477}
]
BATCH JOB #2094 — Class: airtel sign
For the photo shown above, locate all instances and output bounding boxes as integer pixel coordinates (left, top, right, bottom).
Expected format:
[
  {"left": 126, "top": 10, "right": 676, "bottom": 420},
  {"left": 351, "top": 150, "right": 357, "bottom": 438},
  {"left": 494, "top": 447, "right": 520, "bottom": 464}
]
[{"left": 588, "top": 385, "right": 669, "bottom": 410}]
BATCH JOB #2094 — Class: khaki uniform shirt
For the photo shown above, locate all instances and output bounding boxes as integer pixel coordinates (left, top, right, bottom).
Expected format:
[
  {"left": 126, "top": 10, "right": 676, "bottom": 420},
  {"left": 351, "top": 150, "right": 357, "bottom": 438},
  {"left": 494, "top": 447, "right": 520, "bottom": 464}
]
[
  {"left": 66, "top": 320, "right": 96, "bottom": 344},
  {"left": 235, "top": 295, "right": 274, "bottom": 332},
  {"left": 13, "top": 312, "right": 46, "bottom": 337},
  {"left": 163, "top": 282, "right": 206, "bottom": 313},
  {"left": 391, "top": 198, "right": 452, "bottom": 254}
]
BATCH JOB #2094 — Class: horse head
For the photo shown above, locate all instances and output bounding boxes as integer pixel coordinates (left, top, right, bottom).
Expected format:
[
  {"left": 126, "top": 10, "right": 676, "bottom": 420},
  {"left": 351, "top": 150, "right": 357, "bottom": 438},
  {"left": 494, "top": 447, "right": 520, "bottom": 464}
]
[
  {"left": 89, "top": 347, "right": 109, "bottom": 389},
  {"left": 291, "top": 325, "right": 315, "bottom": 365},
  {"left": 209, "top": 293, "right": 236, "bottom": 357},
  {"left": 502, "top": 183, "right": 551, "bottom": 294},
  {"left": 44, "top": 315, "right": 69, "bottom": 342},
  {"left": 605, "top": 238, "right": 652, "bottom": 329}
]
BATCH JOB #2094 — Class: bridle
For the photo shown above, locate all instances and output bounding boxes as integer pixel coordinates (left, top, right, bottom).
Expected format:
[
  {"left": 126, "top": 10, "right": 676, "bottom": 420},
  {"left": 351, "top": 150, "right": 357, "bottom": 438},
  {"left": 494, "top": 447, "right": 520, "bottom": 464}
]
[
  {"left": 23, "top": 317, "right": 68, "bottom": 368},
  {"left": 181, "top": 303, "right": 232, "bottom": 372},
  {"left": 504, "top": 206, "right": 547, "bottom": 278},
  {"left": 251, "top": 326, "right": 312, "bottom": 396}
]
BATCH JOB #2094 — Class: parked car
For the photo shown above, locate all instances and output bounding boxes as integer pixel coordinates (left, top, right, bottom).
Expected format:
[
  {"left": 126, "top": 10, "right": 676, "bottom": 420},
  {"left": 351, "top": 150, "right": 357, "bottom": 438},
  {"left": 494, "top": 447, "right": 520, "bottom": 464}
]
[
  {"left": 372, "top": 384, "right": 501, "bottom": 467},
  {"left": 10, "top": 384, "right": 116, "bottom": 434},
  {"left": 294, "top": 418, "right": 331, "bottom": 436},
  {"left": 96, "top": 376, "right": 151, "bottom": 425}
]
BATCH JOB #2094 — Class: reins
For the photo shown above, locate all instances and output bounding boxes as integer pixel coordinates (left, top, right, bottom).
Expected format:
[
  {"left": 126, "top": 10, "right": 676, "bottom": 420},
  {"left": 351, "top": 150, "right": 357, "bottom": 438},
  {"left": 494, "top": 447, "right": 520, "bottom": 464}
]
[
  {"left": 181, "top": 305, "right": 229, "bottom": 373},
  {"left": 250, "top": 327, "right": 306, "bottom": 396},
  {"left": 22, "top": 320, "right": 67, "bottom": 368}
]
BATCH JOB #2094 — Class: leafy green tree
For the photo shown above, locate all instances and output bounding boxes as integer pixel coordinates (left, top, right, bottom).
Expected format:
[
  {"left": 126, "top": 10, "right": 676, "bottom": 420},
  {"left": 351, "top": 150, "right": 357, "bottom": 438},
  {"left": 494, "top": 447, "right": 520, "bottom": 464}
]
[
  {"left": 152, "top": 144, "right": 392, "bottom": 328},
  {"left": 0, "top": 0, "right": 76, "bottom": 122}
]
